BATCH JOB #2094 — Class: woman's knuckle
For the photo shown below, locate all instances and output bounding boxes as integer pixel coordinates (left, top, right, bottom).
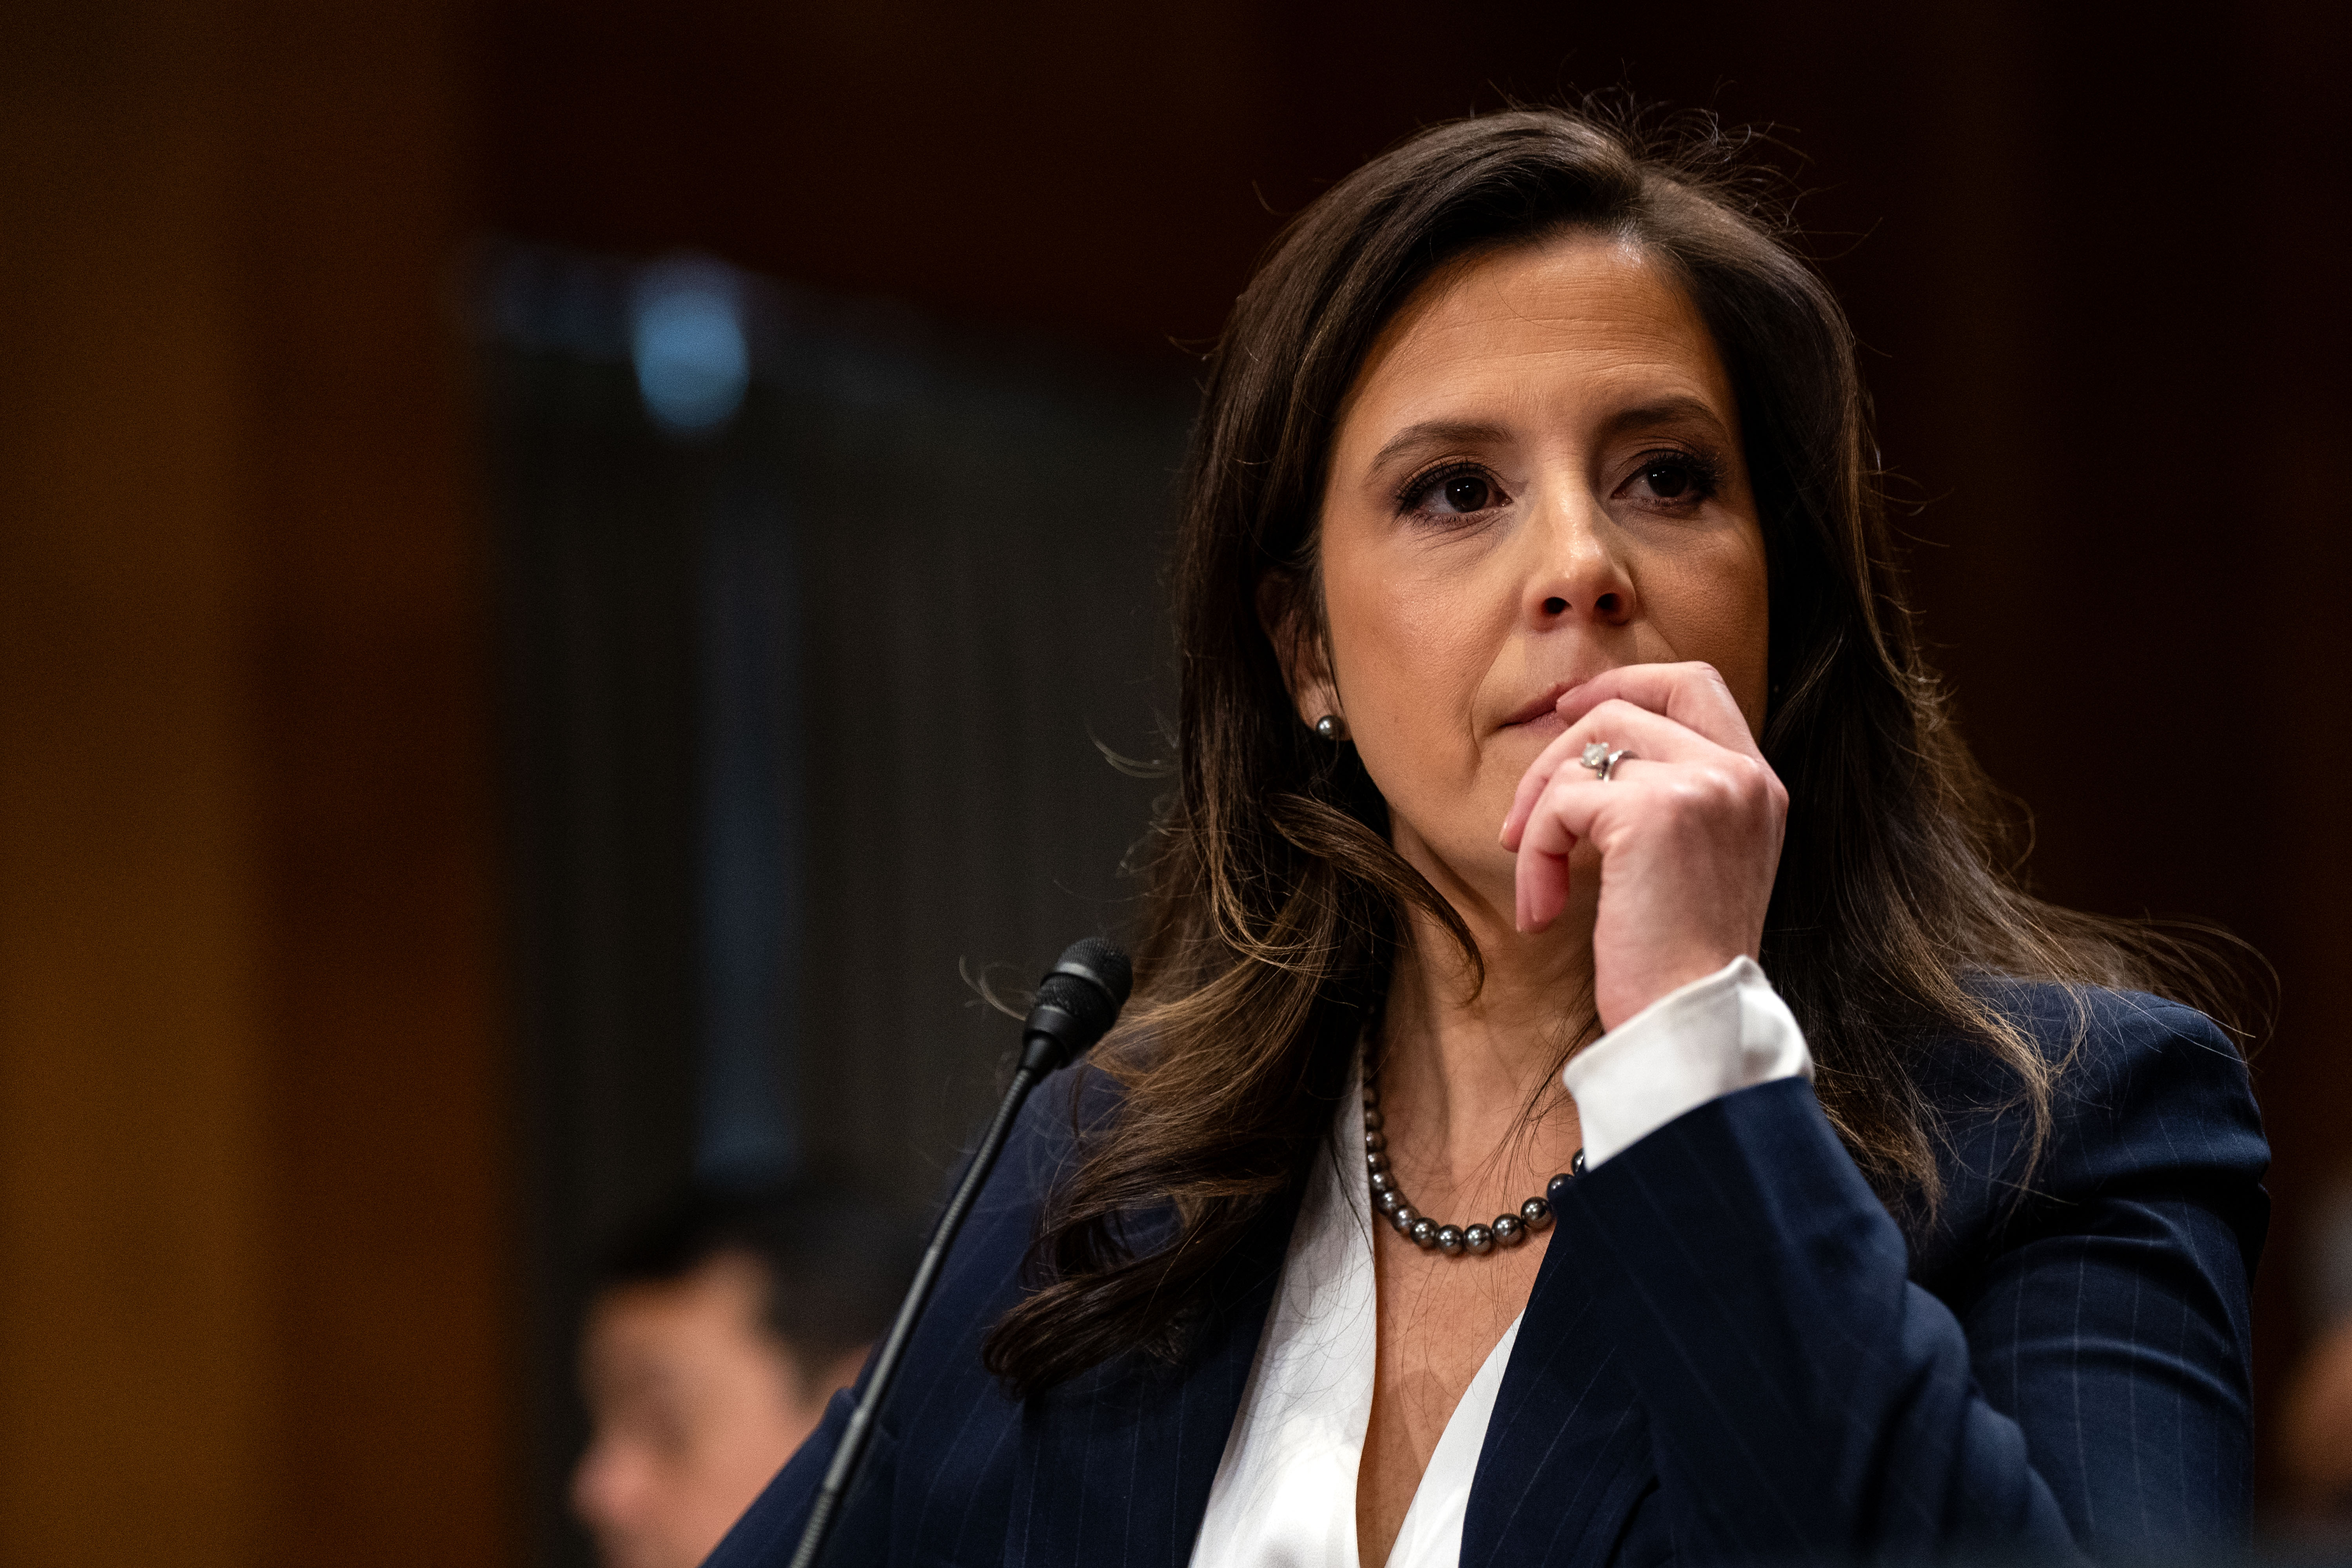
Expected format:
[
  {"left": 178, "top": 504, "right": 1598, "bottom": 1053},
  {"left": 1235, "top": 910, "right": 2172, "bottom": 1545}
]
[
  {"left": 1681, "top": 766, "right": 1762, "bottom": 821},
  {"left": 1655, "top": 777, "right": 1706, "bottom": 822}
]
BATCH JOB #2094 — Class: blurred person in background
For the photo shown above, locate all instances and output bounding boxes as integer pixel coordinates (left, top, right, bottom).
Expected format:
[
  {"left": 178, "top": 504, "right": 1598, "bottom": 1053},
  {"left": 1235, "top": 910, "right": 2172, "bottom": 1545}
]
[
  {"left": 572, "top": 1182, "right": 915, "bottom": 1568},
  {"left": 2280, "top": 1179, "right": 2352, "bottom": 1530},
  {"left": 2282, "top": 1318, "right": 2352, "bottom": 1518}
]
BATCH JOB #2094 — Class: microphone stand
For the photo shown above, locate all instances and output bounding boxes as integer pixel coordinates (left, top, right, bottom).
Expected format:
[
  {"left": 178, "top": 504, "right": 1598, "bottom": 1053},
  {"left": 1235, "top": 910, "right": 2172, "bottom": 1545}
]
[
  {"left": 787, "top": 941, "right": 1128, "bottom": 1568},
  {"left": 786, "top": 1060, "right": 1041, "bottom": 1568}
]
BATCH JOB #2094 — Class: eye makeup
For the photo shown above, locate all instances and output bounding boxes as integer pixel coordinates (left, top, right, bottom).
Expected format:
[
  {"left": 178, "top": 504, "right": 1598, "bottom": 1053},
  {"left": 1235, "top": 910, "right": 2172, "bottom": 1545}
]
[
  {"left": 1618, "top": 445, "right": 1724, "bottom": 508},
  {"left": 1393, "top": 458, "right": 1513, "bottom": 523}
]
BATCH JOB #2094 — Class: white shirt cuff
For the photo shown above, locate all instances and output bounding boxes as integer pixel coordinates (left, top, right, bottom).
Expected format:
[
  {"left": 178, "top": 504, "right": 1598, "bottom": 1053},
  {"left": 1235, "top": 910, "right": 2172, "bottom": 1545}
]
[{"left": 1561, "top": 955, "right": 1813, "bottom": 1169}]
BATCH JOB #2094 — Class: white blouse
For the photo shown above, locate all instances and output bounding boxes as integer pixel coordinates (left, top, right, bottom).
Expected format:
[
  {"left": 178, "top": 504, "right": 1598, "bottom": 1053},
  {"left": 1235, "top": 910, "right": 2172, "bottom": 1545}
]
[{"left": 1189, "top": 956, "right": 1812, "bottom": 1568}]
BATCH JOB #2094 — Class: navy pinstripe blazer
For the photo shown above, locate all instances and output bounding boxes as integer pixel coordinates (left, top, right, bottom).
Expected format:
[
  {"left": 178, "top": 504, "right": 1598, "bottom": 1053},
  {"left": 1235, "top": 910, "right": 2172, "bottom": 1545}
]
[{"left": 708, "top": 983, "right": 2266, "bottom": 1565}]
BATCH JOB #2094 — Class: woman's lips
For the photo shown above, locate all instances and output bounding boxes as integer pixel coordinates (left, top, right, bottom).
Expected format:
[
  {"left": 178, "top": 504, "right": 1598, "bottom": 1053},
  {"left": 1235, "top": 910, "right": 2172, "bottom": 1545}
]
[{"left": 1500, "top": 680, "right": 1579, "bottom": 729}]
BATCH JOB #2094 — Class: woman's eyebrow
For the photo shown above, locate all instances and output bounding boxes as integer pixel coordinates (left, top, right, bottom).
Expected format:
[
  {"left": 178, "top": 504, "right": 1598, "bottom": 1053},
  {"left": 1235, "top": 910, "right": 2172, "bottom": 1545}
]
[
  {"left": 1598, "top": 395, "right": 1729, "bottom": 441},
  {"left": 1367, "top": 419, "right": 1514, "bottom": 472}
]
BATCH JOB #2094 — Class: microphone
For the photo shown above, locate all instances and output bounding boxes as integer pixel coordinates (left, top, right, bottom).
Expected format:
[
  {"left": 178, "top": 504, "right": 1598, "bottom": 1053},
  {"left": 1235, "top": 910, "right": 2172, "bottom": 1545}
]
[
  {"left": 1016, "top": 938, "right": 1132, "bottom": 1073},
  {"left": 788, "top": 938, "right": 1133, "bottom": 1568}
]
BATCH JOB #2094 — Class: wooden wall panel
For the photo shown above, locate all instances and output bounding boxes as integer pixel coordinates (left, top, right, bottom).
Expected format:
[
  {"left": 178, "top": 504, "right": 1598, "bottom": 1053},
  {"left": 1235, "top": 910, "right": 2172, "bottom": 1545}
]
[
  {"left": 235, "top": 6, "right": 516, "bottom": 1564},
  {"left": 0, "top": 5, "right": 274, "bottom": 1562},
  {"left": 0, "top": 2, "right": 514, "bottom": 1562}
]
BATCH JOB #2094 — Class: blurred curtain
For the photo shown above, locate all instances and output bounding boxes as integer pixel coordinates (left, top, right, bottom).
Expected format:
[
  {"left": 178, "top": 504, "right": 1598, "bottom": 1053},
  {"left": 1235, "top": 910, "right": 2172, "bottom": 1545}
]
[{"left": 473, "top": 243, "right": 1186, "bottom": 1563}]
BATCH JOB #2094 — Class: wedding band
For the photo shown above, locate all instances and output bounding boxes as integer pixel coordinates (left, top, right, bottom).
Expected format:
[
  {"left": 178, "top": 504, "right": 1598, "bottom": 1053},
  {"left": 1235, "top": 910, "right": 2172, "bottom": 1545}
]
[{"left": 1578, "top": 740, "right": 1636, "bottom": 782}]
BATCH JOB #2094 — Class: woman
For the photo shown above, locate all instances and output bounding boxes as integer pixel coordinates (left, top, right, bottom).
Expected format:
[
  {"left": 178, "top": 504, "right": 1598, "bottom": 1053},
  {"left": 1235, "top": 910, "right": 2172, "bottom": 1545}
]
[{"left": 712, "top": 107, "right": 2266, "bottom": 1566}]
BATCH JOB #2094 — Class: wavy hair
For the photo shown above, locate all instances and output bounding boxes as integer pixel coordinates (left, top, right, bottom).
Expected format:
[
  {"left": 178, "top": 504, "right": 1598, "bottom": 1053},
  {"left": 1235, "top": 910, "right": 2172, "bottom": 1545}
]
[{"left": 982, "top": 104, "right": 2247, "bottom": 1397}]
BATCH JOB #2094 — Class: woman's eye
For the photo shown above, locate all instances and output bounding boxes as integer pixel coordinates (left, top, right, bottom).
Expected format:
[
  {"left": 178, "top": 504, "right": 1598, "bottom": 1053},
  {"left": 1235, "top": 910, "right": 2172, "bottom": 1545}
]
[
  {"left": 1442, "top": 474, "right": 1494, "bottom": 511},
  {"left": 1626, "top": 453, "right": 1716, "bottom": 506},
  {"left": 1407, "top": 468, "right": 1507, "bottom": 517}
]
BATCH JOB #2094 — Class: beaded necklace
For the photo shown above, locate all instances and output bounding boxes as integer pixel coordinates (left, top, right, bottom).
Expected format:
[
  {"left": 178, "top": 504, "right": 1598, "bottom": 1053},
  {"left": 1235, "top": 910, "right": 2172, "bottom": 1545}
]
[{"left": 1359, "top": 1035, "right": 1582, "bottom": 1256}]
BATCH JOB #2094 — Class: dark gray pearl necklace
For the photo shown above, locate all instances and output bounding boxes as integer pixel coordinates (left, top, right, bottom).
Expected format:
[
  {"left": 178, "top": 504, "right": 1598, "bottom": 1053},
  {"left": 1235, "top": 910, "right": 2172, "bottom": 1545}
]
[{"left": 1362, "top": 1042, "right": 1584, "bottom": 1257}]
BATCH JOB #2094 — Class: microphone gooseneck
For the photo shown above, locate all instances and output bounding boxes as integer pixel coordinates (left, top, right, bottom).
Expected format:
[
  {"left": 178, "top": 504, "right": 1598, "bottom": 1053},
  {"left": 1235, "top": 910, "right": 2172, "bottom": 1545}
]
[{"left": 788, "top": 938, "right": 1132, "bottom": 1568}]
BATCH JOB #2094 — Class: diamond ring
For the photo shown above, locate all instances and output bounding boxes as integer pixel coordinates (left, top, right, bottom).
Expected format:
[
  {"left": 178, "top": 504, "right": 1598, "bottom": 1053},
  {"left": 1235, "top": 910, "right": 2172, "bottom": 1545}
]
[{"left": 1578, "top": 740, "right": 1636, "bottom": 782}]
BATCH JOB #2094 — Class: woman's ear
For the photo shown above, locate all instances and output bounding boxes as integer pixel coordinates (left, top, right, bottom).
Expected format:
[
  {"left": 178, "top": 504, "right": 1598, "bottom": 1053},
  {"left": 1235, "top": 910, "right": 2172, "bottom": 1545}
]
[{"left": 1256, "top": 571, "right": 1339, "bottom": 731}]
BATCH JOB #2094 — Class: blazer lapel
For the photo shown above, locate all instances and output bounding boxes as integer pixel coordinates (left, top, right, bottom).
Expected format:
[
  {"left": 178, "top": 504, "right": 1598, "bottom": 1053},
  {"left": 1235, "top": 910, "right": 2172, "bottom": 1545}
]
[
  {"left": 1462, "top": 1218, "right": 1654, "bottom": 1567},
  {"left": 1005, "top": 1191, "right": 1297, "bottom": 1567}
]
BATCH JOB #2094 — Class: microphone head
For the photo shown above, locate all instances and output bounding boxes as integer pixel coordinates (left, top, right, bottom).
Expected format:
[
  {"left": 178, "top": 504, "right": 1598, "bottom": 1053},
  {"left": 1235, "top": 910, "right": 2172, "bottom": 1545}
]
[
  {"left": 1047, "top": 937, "right": 1132, "bottom": 1009},
  {"left": 1020, "top": 938, "right": 1133, "bottom": 1072}
]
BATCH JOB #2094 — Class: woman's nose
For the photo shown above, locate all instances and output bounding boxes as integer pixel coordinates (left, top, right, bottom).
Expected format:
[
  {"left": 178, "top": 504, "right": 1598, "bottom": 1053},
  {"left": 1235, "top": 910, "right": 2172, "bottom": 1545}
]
[{"left": 1522, "top": 490, "right": 1635, "bottom": 630}]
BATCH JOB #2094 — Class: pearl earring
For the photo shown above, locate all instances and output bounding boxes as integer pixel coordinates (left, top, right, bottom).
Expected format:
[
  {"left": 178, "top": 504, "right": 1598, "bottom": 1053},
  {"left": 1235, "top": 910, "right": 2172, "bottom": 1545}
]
[{"left": 1314, "top": 713, "right": 1349, "bottom": 742}]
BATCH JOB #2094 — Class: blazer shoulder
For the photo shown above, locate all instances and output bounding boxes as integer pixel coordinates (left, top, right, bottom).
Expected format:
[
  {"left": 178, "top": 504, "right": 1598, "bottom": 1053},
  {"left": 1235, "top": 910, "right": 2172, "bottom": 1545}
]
[
  {"left": 958, "top": 1057, "right": 1146, "bottom": 1285},
  {"left": 998, "top": 1058, "right": 1125, "bottom": 1201},
  {"left": 1962, "top": 978, "right": 2257, "bottom": 1140},
  {"left": 1908, "top": 979, "right": 2268, "bottom": 1278},
  {"left": 873, "top": 1061, "right": 1134, "bottom": 1422},
  {"left": 1917, "top": 979, "right": 2252, "bottom": 1120}
]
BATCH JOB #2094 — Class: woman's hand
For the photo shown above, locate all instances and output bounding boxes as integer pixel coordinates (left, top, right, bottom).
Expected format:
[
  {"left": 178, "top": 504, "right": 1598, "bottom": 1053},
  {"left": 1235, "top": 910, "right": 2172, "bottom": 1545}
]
[{"left": 1499, "top": 662, "right": 1786, "bottom": 1031}]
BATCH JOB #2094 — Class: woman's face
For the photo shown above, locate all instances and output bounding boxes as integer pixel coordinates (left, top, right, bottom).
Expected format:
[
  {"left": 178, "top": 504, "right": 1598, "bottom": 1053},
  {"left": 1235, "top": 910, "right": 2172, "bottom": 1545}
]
[{"left": 1301, "top": 231, "right": 1770, "bottom": 926}]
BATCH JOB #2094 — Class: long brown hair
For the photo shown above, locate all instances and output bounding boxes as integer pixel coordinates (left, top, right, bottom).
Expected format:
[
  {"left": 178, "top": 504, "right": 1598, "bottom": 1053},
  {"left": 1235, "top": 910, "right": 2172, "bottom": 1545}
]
[{"left": 983, "top": 104, "right": 2245, "bottom": 1397}]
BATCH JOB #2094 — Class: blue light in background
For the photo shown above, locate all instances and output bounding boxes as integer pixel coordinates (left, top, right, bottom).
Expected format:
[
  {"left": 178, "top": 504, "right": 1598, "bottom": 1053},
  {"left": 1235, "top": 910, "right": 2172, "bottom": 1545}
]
[{"left": 631, "top": 260, "right": 750, "bottom": 433}]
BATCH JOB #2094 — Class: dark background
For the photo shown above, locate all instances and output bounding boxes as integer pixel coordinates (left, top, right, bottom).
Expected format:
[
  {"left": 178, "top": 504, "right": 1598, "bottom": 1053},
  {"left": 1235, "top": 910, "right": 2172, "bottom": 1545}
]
[{"left": 3, "top": 2, "right": 2346, "bottom": 1563}]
